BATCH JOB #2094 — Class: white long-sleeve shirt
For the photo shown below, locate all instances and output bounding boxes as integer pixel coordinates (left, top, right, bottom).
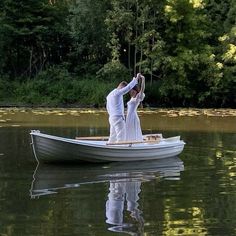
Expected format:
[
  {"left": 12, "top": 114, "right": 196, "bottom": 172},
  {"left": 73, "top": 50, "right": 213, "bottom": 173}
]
[{"left": 106, "top": 78, "right": 138, "bottom": 117}]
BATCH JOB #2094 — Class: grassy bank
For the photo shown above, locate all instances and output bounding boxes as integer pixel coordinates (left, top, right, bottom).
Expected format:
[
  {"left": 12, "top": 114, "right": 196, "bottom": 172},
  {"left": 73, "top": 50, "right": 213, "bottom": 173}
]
[
  {"left": 0, "top": 65, "right": 131, "bottom": 107},
  {"left": 0, "top": 77, "right": 117, "bottom": 108},
  {"left": 1, "top": 77, "right": 235, "bottom": 108},
  {"left": 0, "top": 64, "right": 234, "bottom": 108}
]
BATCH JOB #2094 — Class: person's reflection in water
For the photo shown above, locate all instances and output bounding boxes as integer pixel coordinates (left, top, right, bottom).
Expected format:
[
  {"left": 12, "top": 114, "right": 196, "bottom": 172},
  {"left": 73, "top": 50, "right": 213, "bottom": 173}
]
[{"left": 106, "top": 178, "right": 144, "bottom": 235}]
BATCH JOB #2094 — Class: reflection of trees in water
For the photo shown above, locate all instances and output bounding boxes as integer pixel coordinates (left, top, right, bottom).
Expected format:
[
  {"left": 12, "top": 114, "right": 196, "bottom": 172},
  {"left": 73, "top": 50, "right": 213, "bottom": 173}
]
[
  {"left": 106, "top": 179, "right": 144, "bottom": 235},
  {"left": 143, "top": 132, "right": 236, "bottom": 235},
  {"left": 1, "top": 110, "right": 236, "bottom": 235},
  {"left": 29, "top": 156, "right": 185, "bottom": 235}
]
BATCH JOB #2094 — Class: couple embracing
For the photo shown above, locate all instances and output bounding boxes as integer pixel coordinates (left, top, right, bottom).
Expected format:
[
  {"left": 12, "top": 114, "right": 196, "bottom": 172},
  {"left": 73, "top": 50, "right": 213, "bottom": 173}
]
[{"left": 106, "top": 73, "right": 145, "bottom": 144}]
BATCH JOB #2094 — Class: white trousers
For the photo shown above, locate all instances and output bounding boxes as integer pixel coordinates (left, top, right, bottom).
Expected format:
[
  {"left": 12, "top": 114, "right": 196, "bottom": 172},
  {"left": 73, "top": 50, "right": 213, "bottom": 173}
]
[{"left": 108, "top": 116, "right": 126, "bottom": 143}]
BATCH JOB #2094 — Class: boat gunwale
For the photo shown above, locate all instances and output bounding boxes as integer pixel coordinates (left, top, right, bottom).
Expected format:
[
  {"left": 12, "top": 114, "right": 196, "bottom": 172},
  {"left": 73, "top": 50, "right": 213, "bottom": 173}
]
[{"left": 30, "top": 131, "right": 185, "bottom": 150}]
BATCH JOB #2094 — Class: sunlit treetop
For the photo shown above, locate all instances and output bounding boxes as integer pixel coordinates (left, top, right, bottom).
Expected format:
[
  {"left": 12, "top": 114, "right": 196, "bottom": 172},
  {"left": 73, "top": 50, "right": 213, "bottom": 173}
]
[{"left": 189, "top": 0, "right": 205, "bottom": 9}]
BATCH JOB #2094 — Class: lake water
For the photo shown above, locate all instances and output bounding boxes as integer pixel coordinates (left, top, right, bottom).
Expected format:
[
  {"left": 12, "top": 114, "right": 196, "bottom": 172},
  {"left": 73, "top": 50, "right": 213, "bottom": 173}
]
[{"left": 0, "top": 108, "right": 235, "bottom": 236}]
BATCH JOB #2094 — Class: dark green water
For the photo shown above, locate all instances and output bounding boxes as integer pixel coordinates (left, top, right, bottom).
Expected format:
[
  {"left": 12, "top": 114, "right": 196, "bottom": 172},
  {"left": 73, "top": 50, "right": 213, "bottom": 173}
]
[{"left": 0, "top": 108, "right": 235, "bottom": 236}]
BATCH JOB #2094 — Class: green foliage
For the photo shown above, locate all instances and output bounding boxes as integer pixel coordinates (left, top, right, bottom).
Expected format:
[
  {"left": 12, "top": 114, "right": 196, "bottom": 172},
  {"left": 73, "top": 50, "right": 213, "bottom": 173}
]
[
  {"left": 0, "top": 0, "right": 71, "bottom": 77},
  {"left": 0, "top": 67, "right": 116, "bottom": 106},
  {"left": 96, "top": 60, "right": 130, "bottom": 82},
  {"left": 0, "top": 0, "right": 235, "bottom": 107},
  {"left": 35, "top": 65, "right": 71, "bottom": 81},
  {"left": 144, "top": 81, "right": 162, "bottom": 106},
  {"left": 0, "top": 75, "right": 13, "bottom": 100},
  {"left": 67, "top": 0, "right": 110, "bottom": 74},
  {"left": 215, "top": 0, "right": 236, "bottom": 107}
]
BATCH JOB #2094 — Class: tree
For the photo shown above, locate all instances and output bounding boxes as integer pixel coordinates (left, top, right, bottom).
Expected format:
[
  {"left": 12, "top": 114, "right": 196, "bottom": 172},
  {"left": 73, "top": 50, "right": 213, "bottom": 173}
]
[
  {"left": 103, "top": 0, "right": 226, "bottom": 106},
  {"left": 0, "top": 0, "right": 71, "bottom": 78},
  {"left": 68, "top": 0, "right": 110, "bottom": 74},
  {"left": 217, "top": 0, "right": 236, "bottom": 106}
]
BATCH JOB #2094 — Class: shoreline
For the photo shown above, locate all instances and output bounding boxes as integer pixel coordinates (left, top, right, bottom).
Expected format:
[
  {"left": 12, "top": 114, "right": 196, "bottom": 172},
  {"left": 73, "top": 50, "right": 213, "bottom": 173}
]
[
  {"left": 0, "top": 105, "right": 236, "bottom": 117},
  {"left": 0, "top": 103, "right": 235, "bottom": 110}
]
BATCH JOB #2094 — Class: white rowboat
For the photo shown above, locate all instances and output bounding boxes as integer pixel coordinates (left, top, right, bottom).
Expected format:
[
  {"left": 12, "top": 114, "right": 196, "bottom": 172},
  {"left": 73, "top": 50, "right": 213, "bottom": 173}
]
[{"left": 30, "top": 130, "right": 186, "bottom": 163}]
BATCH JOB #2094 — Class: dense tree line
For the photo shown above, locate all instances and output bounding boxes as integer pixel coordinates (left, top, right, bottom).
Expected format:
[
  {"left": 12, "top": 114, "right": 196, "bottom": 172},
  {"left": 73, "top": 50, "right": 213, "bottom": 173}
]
[{"left": 0, "top": 0, "right": 235, "bottom": 107}]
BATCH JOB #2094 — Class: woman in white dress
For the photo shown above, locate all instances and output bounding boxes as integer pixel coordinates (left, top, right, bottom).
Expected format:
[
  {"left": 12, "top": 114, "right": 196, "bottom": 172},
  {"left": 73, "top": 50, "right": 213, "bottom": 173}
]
[{"left": 125, "top": 74, "right": 145, "bottom": 142}]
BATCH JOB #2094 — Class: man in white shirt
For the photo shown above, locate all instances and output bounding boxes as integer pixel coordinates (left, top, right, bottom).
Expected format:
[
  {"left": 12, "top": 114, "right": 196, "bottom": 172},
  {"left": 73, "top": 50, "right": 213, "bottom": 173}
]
[{"left": 106, "top": 75, "right": 139, "bottom": 143}]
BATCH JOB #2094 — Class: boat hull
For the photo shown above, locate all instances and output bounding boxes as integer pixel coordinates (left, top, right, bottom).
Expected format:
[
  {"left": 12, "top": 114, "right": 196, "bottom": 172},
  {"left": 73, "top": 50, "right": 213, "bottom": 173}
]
[{"left": 30, "top": 131, "right": 185, "bottom": 163}]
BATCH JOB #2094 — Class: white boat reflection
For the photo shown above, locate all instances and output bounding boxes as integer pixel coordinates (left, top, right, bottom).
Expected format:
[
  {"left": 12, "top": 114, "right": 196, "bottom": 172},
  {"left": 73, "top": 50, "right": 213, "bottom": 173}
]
[
  {"left": 30, "top": 156, "right": 184, "bottom": 198},
  {"left": 30, "top": 157, "right": 184, "bottom": 235}
]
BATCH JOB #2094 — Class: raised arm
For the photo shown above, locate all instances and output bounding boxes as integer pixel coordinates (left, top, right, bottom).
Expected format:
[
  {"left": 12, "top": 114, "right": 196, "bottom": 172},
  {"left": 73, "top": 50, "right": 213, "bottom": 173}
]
[
  {"left": 140, "top": 75, "right": 145, "bottom": 94},
  {"left": 117, "top": 77, "right": 138, "bottom": 95}
]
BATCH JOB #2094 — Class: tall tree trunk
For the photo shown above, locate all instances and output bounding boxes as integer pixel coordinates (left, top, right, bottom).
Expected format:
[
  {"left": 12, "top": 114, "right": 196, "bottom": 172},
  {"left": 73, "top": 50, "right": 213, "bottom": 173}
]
[
  {"left": 139, "top": 20, "right": 144, "bottom": 73},
  {"left": 134, "top": 0, "right": 138, "bottom": 76},
  {"left": 150, "top": 60, "right": 153, "bottom": 85},
  {"left": 134, "top": 44, "right": 137, "bottom": 76},
  {"left": 29, "top": 47, "right": 33, "bottom": 78},
  {"left": 128, "top": 42, "right": 131, "bottom": 75},
  {"left": 127, "top": 1, "right": 131, "bottom": 76},
  {"left": 150, "top": 35, "right": 155, "bottom": 85},
  {"left": 16, "top": 44, "right": 19, "bottom": 77},
  {"left": 150, "top": 10, "right": 156, "bottom": 85}
]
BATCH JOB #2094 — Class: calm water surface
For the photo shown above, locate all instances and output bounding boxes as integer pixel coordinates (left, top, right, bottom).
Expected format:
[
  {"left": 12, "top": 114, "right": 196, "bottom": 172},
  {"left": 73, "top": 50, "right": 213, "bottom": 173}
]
[{"left": 0, "top": 108, "right": 236, "bottom": 236}]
